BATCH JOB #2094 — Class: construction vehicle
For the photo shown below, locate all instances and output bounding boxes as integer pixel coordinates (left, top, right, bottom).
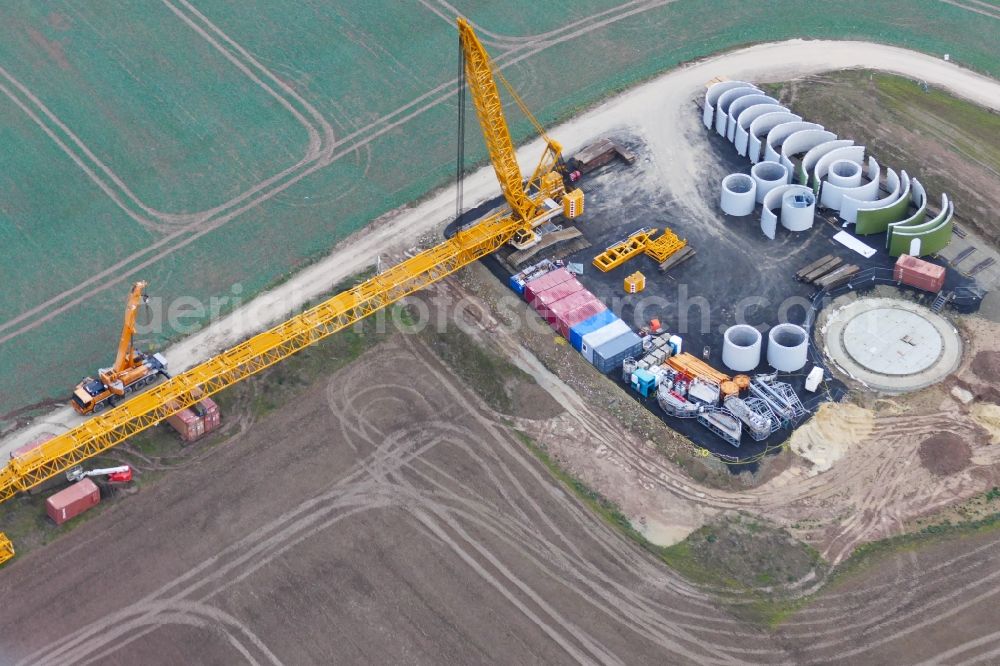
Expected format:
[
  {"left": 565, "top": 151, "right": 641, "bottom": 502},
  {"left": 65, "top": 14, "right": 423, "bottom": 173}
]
[
  {"left": 66, "top": 465, "right": 133, "bottom": 484},
  {"left": 0, "top": 18, "right": 580, "bottom": 509},
  {"left": 71, "top": 281, "right": 169, "bottom": 415}
]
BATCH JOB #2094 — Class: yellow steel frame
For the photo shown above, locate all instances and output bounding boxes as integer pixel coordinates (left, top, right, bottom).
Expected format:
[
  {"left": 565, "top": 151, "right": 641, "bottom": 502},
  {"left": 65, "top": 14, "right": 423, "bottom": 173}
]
[
  {"left": 592, "top": 228, "right": 655, "bottom": 272},
  {"left": 643, "top": 229, "right": 687, "bottom": 264},
  {"left": 592, "top": 227, "right": 686, "bottom": 272},
  {"left": 0, "top": 533, "right": 13, "bottom": 566},
  {"left": 0, "top": 18, "right": 575, "bottom": 506}
]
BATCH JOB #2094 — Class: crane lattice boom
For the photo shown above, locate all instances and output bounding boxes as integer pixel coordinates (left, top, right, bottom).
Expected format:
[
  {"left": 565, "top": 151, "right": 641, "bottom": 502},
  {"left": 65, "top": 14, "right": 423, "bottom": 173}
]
[{"left": 0, "top": 18, "right": 581, "bottom": 510}]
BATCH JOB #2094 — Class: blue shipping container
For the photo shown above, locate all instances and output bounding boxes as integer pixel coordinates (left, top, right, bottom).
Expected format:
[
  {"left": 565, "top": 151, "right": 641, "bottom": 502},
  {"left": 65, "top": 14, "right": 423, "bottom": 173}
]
[
  {"left": 569, "top": 310, "right": 618, "bottom": 351},
  {"left": 508, "top": 274, "right": 526, "bottom": 295}
]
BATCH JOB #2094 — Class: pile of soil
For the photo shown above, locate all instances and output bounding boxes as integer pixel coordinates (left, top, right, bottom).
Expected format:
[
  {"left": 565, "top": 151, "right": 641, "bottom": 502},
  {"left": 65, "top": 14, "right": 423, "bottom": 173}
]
[
  {"left": 681, "top": 514, "right": 826, "bottom": 591},
  {"left": 918, "top": 433, "right": 972, "bottom": 476},
  {"left": 972, "top": 351, "right": 1000, "bottom": 383}
]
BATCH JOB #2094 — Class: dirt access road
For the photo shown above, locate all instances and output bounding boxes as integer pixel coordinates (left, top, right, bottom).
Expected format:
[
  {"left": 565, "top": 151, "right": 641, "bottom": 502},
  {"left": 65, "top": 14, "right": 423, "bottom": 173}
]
[
  {"left": 4, "top": 38, "right": 998, "bottom": 456},
  {"left": 4, "top": 334, "right": 1000, "bottom": 664}
]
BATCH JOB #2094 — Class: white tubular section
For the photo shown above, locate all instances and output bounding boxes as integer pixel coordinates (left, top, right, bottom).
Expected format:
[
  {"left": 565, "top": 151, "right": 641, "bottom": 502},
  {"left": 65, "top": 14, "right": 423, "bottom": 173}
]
[
  {"left": 735, "top": 103, "right": 787, "bottom": 157},
  {"left": 815, "top": 145, "right": 865, "bottom": 184},
  {"left": 895, "top": 193, "right": 950, "bottom": 235},
  {"left": 726, "top": 94, "right": 777, "bottom": 142},
  {"left": 779, "top": 130, "right": 837, "bottom": 183},
  {"left": 815, "top": 146, "right": 866, "bottom": 209},
  {"left": 748, "top": 112, "right": 801, "bottom": 164},
  {"left": 887, "top": 178, "right": 929, "bottom": 247},
  {"left": 763, "top": 121, "right": 823, "bottom": 165},
  {"left": 715, "top": 86, "right": 760, "bottom": 136},
  {"left": 767, "top": 324, "right": 808, "bottom": 372},
  {"left": 780, "top": 189, "right": 816, "bottom": 231},
  {"left": 751, "top": 161, "right": 788, "bottom": 204},
  {"left": 704, "top": 80, "right": 750, "bottom": 130},
  {"left": 801, "top": 139, "right": 855, "bottom": 188},
  {"left": 836, "top": 157, "right": 883, "bottom": 222},
  {"left": 854, "top": 168, "right": 906, "bottom": 219},
  {"left": 826, "top": 160, "right": 862, "bottom": 188},
  {"left": 722, "top": 325, "right": 763, "bottom": 372},
  {"left": 761, "top": 184, "right": 814, "bottom": 234},
  {"left": 720, "top": 173, "right": 757, "bottom": 215},
  {"left": 761, "top": 214, "right": 777, "bottom": 240}
]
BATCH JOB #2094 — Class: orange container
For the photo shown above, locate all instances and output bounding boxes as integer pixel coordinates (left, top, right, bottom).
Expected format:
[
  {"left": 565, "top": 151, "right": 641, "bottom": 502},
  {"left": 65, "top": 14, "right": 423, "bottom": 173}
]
[{"left": 46, "top": 479, "right": 100, "bottom": 525}]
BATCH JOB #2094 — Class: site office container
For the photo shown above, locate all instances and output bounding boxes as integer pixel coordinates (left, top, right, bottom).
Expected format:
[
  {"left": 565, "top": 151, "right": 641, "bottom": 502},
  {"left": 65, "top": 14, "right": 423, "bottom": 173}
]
[
  {"left": 531, "top": 279, "right": 583, "bottom": 323},
  {"left": 524, "top": 268, "right": 574, "bottom": 304},
  {"left": 569, "top": 310, "right": 618, "bottom": 351},
  {"left": 894, "top": 254, "right": 945, "bottom": 293},
  {"left": 10, "top": 433, "right": 54, "bottom": 460},
  {"left": 580, "top": 319, "right": 632, "bottom": 364},
  {"left": 592, "top": 330, "right": 644, "bottom": 374},
  {"left": 550, "top": 293, "right": 607, "bottom": 339},
  {"left": 46, "top": 478, "right": 100, "bottom": 526}
]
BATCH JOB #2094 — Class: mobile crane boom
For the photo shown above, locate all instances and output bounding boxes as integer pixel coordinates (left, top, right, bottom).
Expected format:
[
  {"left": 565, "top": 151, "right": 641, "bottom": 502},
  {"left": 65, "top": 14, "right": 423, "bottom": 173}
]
[
  {"left": 0, "top": 18, "right": 582, "bottom": 508},
  {"left": 109, "top": 281, "right": 147, "bottom": 377}
]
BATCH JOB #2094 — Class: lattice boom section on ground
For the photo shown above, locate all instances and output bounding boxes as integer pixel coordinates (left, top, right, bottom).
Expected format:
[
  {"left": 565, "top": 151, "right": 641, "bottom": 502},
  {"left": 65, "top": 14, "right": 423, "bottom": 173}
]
[{"left": 0, "top": 214, "right": 520, "bottom": 502}]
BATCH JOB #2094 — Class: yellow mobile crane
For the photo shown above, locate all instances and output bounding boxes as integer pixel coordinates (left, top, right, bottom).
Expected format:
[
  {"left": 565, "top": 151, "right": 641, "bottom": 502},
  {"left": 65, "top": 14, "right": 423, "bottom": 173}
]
[
  {"left": 0, "top": 18, "right": 583, "bottom": 530},
  {"left": 71, "top": 281, "right": 169, "bottom": 415}
]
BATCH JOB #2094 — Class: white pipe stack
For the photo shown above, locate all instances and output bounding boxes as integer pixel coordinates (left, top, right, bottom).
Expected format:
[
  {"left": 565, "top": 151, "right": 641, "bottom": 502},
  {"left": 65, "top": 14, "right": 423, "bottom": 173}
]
[
  {"left": 767, "top": 324, "right": 809, "bottom": 372},
  {"left": 720, "top": 174, "right": 756, "bottom": 216},
  {"left": 722, "top": 325, "right": 763, "bottom": 372}
]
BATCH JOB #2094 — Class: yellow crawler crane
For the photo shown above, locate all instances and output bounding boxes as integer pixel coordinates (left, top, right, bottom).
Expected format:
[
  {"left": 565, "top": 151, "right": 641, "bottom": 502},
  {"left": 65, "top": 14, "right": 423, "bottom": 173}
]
[{"left": 0, "top": 18, "right": 583, "bottom": 506}]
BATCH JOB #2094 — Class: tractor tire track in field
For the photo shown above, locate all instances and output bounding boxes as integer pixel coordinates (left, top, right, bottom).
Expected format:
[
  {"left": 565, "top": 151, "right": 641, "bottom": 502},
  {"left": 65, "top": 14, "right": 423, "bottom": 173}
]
[
  {"left": 15, "top": 340, "right": 782, "bottom": 665},
  {"left": 0, "top": 0, "right": 670, "bottom": 347},
  {"left": 12, "top": 332, "right": 1000, "bottom": 663},
  {"left": 428, "top": 272, "right": 1000, "bottom": 662},
  {"left": 0, "top": 0, "right": 336, "bottom": 343}
]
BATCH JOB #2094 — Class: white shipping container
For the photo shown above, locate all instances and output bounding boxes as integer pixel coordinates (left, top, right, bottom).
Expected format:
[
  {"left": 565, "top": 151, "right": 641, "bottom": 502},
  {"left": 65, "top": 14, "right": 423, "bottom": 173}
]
[{"left": 580, "top": 320, "right": 631, "bottom": 364}]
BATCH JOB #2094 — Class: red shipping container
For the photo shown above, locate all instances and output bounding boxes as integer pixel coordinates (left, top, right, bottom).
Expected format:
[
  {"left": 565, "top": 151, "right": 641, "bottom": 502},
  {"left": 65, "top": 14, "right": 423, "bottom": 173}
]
[
  {"left": 533, "top": 282, "right": 584, "bottom": 328},
  {"left": 549, "top": 289, "right": 596, "bottom": 317},
  {"left": 46, "top": 478, "right": 100, "bottom": 525},
  {"left": 894, "top": 255, "right": 945, "bottom": 293},
  {"left": 10, "top": 433, "right": 54, "bottom": 460},
  {"left": 550, "top": 293, "right": 606, "bottom": 338},
  {"left": 166, "top": 407, "right": 205, "bottom": 443},
  {"left": 199, "top": 397, "right": 221, "bottom": 434},
  {"left": 532, "top": 278, "right": 583, "bottom": 312},
  {"left": 524, "top": 268, "right": 573, "bottom": 304},
  {"left": 560, "top": 300, "right": 608, "bottom": 337}
]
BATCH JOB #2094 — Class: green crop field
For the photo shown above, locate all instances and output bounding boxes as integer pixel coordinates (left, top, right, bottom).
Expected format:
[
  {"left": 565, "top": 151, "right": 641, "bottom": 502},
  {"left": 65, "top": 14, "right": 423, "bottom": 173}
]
[{"left": 0, "top": 0, "right": 997, "bottom": 421}]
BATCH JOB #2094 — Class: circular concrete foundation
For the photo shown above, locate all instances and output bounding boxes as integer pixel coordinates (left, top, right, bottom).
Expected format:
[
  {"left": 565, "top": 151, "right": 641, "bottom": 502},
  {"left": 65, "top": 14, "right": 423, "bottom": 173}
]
[{"left": 822, "top": 297, "right": 962, "bottom": 393}]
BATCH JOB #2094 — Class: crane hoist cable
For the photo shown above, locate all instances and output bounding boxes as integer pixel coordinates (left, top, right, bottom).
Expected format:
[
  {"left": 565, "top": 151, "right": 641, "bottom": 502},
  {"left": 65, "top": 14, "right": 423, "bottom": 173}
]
[{"left": 455, "top": 33, "right": 468, "bottom": 226}]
